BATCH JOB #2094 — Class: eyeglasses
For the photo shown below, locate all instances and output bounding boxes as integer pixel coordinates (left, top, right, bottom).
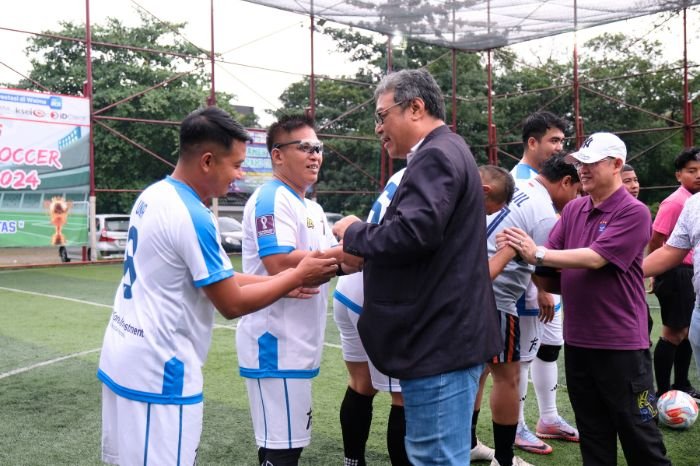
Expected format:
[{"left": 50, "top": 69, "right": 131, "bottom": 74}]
[
  {"left": 572, "top": 157, "right": 615, "bottom": 170},
  {"left": 272, "top": 140, "right": 323, "bottom": 154},
  {"left": 374, "top": 100, "right": 406, "bottom": 125}
]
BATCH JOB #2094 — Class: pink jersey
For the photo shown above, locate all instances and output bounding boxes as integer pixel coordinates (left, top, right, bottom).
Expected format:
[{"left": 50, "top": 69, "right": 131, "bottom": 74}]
[{"left": 653, "top": 186, "right": 694, "bottom": 265}]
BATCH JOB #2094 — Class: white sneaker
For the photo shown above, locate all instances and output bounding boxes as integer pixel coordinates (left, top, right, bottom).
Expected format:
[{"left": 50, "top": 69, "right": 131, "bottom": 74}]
[
  {"left": 490, "top": 456, "right": 535, "bottom": 466},
  {"left": 470, "top": 438, "right": 495, "bottom": 462}
]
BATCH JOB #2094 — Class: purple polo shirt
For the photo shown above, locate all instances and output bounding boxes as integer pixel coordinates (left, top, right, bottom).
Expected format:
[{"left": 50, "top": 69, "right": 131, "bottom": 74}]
[{"left": 546, "top": 186, "right": 651, "bottom": 350}]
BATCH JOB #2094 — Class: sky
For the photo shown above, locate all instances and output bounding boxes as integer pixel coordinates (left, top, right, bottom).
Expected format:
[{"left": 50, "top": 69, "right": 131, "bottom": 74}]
[{"left": 0, "top": 1, "right": 697, "bottom": 127}]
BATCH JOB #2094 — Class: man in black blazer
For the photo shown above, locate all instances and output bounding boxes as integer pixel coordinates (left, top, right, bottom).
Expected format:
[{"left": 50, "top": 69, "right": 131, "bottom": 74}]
[{"left": 333, "top": 69, "right": 501, "bottom": 465}]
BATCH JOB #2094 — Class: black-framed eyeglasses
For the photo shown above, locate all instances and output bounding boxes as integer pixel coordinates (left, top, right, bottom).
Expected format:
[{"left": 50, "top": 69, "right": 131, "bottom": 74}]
[
  {"left": 572, "top": 157, "right": 615, "bottom": 170},
  {"left": 272, "top": 140, "right": 323, "bottom": 154},
  {"left": 374, "top": 100, "right": 406, "bottom": 125}
]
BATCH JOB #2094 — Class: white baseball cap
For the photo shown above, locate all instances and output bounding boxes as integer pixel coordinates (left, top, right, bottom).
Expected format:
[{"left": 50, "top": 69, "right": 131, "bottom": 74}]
[{"left": 567, "top": 132, "right": 627, "bottom": 164}]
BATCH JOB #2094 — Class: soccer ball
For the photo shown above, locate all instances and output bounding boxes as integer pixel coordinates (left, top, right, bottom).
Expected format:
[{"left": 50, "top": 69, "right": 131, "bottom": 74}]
[{"left": 657, "top": 390, "right": 698, "bottom": 429}]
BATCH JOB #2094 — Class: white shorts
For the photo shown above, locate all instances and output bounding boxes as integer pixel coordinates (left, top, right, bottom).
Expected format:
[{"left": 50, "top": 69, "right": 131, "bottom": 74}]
[
  {"left": 245, "top": 377, "right": 314, "bottom": 449},
  {"left": 541, "top": 309, "right": 564, "bottom": 346},
  {"left": 101, "top": 385, "right": 202, "bottom": 465},
  {"left": 333, "top": 297, "right": 401, "bottom": 392},
  {"left": 519, "top": 315, "right": 543, "bottom": 362}
]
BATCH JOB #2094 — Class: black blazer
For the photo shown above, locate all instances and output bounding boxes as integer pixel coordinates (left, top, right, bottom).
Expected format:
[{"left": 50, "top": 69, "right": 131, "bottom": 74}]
[{"left": 343, "top": 125, "right": 502, "bottom": 379}]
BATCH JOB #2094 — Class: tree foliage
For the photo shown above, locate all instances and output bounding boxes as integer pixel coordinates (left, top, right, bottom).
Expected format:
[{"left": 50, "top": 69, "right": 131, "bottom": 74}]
[
  {"left": 277, "top": 26, "right": 697, "bottom": 213},
  {"left": 14, "top": 13, "right": 257, "bottom": 213}
]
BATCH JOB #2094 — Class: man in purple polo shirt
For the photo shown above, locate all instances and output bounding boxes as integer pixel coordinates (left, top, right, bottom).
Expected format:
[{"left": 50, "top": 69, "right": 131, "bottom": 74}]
[{"left": 498, "top": 132, "right": 670, "bottom": 465}]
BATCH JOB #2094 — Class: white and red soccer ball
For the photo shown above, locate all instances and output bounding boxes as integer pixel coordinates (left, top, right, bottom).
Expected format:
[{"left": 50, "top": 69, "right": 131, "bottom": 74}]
[{"left": 657, "top": 390, "right": 698, "bottom": 429}]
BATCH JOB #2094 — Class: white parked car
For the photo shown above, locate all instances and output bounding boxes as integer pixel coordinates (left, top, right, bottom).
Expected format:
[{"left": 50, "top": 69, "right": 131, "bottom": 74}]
[
  {"left": 218, "top": 216, "right": 243, "bottom": 253},
  {"left": 59, "top": 214, "right": 130, "bottom": 262}
]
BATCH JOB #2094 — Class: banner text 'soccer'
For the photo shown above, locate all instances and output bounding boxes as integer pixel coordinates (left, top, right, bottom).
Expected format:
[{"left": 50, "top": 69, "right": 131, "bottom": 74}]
[{"left": 0, "top": 88, "right": 90, "bottom": 248}]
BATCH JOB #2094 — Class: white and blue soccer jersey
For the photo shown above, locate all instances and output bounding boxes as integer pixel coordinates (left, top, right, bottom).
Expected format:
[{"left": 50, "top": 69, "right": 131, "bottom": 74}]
[
  {"left": 237, "top": 179, "right": 337, "bottom": 379},
  {"left": 487, "top": 178, "right": 558, "bottom": 315},
  {"left": 334, "top": 169, "right": 406, "bottom": 309},
  {"left": 97, "top": 176, "right": 234, "bottom": 404},
  {"left": 511, "top": 162, "right": 562, "bottom": 317}
]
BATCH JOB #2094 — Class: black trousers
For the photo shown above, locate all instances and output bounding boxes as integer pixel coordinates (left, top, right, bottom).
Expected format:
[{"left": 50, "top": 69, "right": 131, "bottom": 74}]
[{"left": 564, "top": 345, "right": 671, "bottom": 466}]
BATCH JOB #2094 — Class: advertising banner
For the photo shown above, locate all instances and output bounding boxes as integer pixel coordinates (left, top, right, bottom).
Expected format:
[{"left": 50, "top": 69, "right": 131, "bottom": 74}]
[
  {"left": 0, "top": 88, "right": 90, "bottom": 248},
  {"left": 230, "top": 128, "right": 273, "bottom": 194}
]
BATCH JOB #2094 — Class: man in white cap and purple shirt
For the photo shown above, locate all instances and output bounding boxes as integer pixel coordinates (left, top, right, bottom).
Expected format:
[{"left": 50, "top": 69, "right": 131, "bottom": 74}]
[{"left": 497, "top": 132, "right": 671, "bottom": 465}]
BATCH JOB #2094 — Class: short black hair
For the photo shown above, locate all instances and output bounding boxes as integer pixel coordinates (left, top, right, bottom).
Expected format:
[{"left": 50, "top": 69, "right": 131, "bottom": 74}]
[
  {"left": 267, "top": 114, "right": 316, "bottom": 154},
  {"left": 622, "top": 164, "right": 635, "bottom": 173},
  {"left": 179, "top": 107, "right": 250, "bottom": 157},
  {"left": 674, "top": 147, "right": 700, "bottom": 171},
  {"left": 479, "top": 165, "right": 515, "bottom": 205},
  {"left": 521, "top": 111, "right": 567, "bottom": 145},
  {"left": 540, "top": 153, "right": 580, "bottom": 184}
]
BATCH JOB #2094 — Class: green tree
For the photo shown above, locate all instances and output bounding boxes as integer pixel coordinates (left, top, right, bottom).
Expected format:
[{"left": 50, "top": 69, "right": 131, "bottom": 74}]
[{"left": 14, "top": 13, "right": 256, "bottom": 213}]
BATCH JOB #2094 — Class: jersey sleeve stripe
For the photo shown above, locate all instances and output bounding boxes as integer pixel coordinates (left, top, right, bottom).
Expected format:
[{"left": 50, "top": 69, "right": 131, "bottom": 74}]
[{"left": 333, "top": 289, "right": 363, "bottom": 315}]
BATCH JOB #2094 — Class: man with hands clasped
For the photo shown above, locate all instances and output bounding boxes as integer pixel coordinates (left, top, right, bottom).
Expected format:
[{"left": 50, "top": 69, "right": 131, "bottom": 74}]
[{"left": 496, "top": 132, "right": 670, "bottom": 466}]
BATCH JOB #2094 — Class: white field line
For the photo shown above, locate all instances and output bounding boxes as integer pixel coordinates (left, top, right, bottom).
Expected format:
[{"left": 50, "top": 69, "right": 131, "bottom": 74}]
[
  {"left": 0, "top": 288, "right": 341, "bottom": 380},
  {"left": 0, "top": 348, "right": 101, "bottom": 380},
  {"left": 0, "top": 286, "right": 112, "bottom": 308}
]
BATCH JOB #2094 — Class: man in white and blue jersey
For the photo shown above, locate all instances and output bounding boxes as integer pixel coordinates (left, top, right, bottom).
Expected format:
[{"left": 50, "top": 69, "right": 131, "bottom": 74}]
[
  {"left": 333, "top": 168, "right": 408, "bottom": 466},
  {"left": 97, "top": 107, "right": 338, "bottom": 466},
  {"left": 509, "top": 112, "right": 580, "bottom": 456},
  {"left": 485, "top": 154, "right": 580, "bottom": 466},
  {"left": 237, "top": 115, "right": 345, "bottom": 466}
]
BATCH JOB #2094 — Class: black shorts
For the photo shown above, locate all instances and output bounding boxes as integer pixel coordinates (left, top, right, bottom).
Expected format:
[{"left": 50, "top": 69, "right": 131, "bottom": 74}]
[{"left": 653, "top": 265, "right": 694, "bottom": 329}]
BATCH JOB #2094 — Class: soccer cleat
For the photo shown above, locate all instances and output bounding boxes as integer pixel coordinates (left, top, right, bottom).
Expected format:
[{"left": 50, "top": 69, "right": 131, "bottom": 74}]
[
  {"left": 515, "top": 425, "right": 553, "bottom": 455},
  {"left": 489, "top": 456, "right": 535, "bottom": 466},
  {"left": 470, "top": 438, "right": 495, "bottom": 462},
  {"left": 535, "top": 416, "right": 580, "bottom": 442},
  {"left": 672, "top": 384, "right": 700, "bottom": 403}
]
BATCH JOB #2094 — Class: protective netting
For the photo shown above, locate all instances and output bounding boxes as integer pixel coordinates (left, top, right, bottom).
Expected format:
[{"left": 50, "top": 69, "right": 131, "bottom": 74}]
[{"left": 243, "top": 0, "right": 700, "bottom": 51}]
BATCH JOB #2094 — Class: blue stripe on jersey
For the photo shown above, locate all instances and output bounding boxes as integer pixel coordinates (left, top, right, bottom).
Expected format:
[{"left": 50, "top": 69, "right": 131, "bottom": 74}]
[
  {"left": 514, "top": 163, "right": 537, "bottom": 180},
  {"left": 283, "top": 379, "right": 293, "bottom": 449},
  {"left": 255, "top": 180, "right": 303, "bottom": 258},
  {"left": 166, "top": 177, "right": 231, "bottom": 288},
  {"left": 334, "top": 290, "right": 363, "bottom": 315},
  {"left": 258, "top": 332, "right": 279, "bottom": 372},
  {"left": 486, "top": 206, "right": 511, "bottom": 238},
  {"left": 97, "top": 369, "right": 204, "bottom": 404},
  {"left": 239, "top": 367, "right": 320, "bottom": 379},
  {"left": 242, "top": 331, "right": 320, "bottom": 378},
  {"left": 516, "top": 294, "right": 562, "bottom": 316},
  {"left": 162, "top": 357, "right": 184, "bottom": 397},
  {"left": 368, "top": 180, "right": 399, "bottom": 224}
]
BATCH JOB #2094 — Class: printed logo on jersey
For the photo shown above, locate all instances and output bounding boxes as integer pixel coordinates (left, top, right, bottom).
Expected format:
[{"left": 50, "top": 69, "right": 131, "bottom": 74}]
[
  {"left": 306, "top": 217, "right": 314, "bottom": 229},
  {"left": 598, "top": 220, "right": 608, "bottom": 233},
  {"left": 256, "top": 214, "right": 275, "bottom": 237}
]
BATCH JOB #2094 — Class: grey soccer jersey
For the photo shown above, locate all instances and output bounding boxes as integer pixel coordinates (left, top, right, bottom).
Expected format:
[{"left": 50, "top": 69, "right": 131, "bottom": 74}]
[
  {"left": 487, "top": 178, "right": 558, "bottom": 315},
  {"left": 667, "top": 192, "right": 700, "bottom": 293}
]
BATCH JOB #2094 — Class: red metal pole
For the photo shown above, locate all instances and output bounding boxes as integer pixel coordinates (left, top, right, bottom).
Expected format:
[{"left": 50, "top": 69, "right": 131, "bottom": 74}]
[
  {"left": 487, "top": 49, "right": 497, "bottom": 164},
  {"left": 85, "top": 0, "right": 94, "bottom": 197},
  {"left": 309, "top": 7, "right": 316, "bottom": 121},
  {"left": 379, "top": 35, "right": 393, "bottom": 188},
  {"left": 683, "top": 7, "right": 693, "bottom": 147},
  {"left": 207, "top": 0, "right": 216, "bottom": 106},
  {"left": 452, "top": 48, "right": 457, "bottom": 131},
  {"left": 573, "top": 0, "right": 584, "bottom": 148}
]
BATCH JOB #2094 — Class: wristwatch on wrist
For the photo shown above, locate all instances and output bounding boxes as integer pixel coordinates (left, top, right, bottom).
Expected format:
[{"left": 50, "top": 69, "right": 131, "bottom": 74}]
[{"left": 535, "top": 246, "right": 546, "bottom": 265}]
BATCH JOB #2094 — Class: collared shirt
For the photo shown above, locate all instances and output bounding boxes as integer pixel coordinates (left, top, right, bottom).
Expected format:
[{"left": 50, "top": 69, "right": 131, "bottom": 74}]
[
  {"left": 653, "top": 185, "right": 694, "bottom": 265},
  {"left": 546, "top": 186, "right": 651, "bottom": 350},
  {"left": 406, "top": 138, "right": 424, "bottom": 165}
]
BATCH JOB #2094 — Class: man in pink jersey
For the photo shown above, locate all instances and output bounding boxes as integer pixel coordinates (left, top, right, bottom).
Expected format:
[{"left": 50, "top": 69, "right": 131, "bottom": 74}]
[{"left": 649, "top": 147, "right": 700, "bottom": 400}]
